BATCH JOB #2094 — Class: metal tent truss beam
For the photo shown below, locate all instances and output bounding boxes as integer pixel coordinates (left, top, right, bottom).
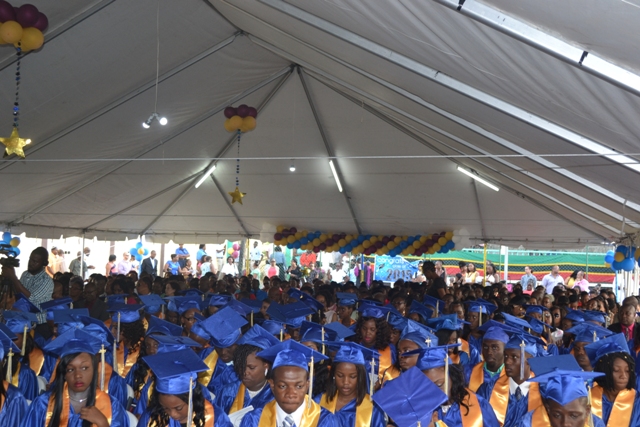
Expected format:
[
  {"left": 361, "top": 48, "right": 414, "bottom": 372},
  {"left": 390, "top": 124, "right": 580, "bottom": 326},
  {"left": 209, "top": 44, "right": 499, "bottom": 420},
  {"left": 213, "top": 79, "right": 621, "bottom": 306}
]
[
  {"left": 0, "top": 33, "right": 239, "bottom": 168},
  {"left": 246, "top": 35, "right": 640, "bottom": 226},
  {"left": 256, "top": 0, "right": 640, "bottom": 176},
  {"left": 311, "top": 73, "right": 611, "bottom": 240},
  {"left": 297, "top": 68, "right": 362, "bottom": 235},
  {"left": 140, "top": 66, "right": 294, "bottom": 236},
  {"left": 431, "top": 0, "right": 640, "bottom": 99},
  {"left": 8, "top": 65, "right": 292, "bottom": 228}
]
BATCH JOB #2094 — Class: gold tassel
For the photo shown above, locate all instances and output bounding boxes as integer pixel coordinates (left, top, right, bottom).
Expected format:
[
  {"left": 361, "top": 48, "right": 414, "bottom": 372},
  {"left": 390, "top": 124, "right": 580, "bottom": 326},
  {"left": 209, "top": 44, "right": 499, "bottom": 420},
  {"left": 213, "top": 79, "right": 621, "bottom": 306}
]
[
  {"left": 308, "top": 356, "right": 314, "bottom": 408},
  {"left": 21, "top": 325, "right": 27, "bottom": 356},
  {"left": 444, "top": 354, "right": 449, "bottom": 398},
  {"left": 187, "top": 377, "right": 194, "bottom": 427},
  {"left": 100, "top": 344, "right": 106, "bottom": 391}
]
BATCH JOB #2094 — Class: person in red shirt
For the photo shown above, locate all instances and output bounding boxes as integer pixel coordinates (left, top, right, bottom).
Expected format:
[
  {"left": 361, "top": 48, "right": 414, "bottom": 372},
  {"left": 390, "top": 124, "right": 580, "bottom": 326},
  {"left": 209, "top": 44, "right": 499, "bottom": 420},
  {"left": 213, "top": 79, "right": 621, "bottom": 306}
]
[{"left": 299, "top": 250, "right": 317, "bottom": 267}]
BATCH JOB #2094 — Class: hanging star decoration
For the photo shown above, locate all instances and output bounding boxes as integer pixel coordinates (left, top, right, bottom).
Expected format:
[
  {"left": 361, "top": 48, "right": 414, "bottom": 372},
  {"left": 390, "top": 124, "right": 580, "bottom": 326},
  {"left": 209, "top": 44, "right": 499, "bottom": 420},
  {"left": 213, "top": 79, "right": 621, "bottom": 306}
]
[
  {"left": 0, "top": 127, "right": 30, "bottom": 158},
  {"left": 228, "top": 186, "right": 246, "bottom": 205}
]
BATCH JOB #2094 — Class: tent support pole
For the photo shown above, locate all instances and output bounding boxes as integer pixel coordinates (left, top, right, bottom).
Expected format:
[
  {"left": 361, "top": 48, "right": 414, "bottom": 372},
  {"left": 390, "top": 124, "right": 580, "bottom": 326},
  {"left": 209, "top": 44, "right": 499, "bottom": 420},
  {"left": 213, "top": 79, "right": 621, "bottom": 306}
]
[
  {"left": 81, "top": 231, "right": 86, "bottom": 278},
  {"left": 298, "top": 68, "right": 362, "bottom": 234}
]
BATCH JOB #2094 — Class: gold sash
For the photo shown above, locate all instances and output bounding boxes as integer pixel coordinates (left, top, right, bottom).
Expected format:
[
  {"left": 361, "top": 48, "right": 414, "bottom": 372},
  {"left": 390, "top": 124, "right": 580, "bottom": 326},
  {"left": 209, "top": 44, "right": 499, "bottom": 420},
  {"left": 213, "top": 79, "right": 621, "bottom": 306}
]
[
  {"left": 530, "top": 405, "right": 592, "bottom": 427},
  {"left": 460, "top": 390, "right": 484, "bottom": 427},
  {"left": 468, "top": 363, "right": 505, "bottom": 392},
  {"left": 258, "top": 397, "right": 322, "bottom": 427},
  {"left": 229, "top": 383, "right": 246, "bottom": 414},
  {"left": 381, "top": 366, "right": 400, "bottom": 387},
  {"left": 10, "top": 363, "right": 20, "bottom": 387},
  {"left": 45, "top": 384, "right": 113, "bottom": 427},
  {"left": 489, "top": 374, "right": 541, "bottom": 426},
  {"left": 116, "top": 345, "right": 139, "bottom": 377},
  {"left": 197, "top": 349, "right": 219, "bottom": 386},
  {"left": 377, "top": 346, "right": 393, "bottom": 382},
  {"left": 591, "top": 385, "right": 635, "bottom": 427},
  {"left": 29, "top": 347, "right": 45, "bottom": 375},
  {"left": 319, "top": 394, "right": 374, "bottom": 427}
]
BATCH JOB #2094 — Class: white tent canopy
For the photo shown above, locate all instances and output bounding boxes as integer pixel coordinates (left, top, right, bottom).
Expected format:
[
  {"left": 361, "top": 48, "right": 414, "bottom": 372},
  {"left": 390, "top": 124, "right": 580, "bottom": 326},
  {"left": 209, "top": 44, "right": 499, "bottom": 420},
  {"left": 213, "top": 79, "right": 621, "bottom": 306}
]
[{"left": 1, "top": 0, "right": 638, "bottom": 248}]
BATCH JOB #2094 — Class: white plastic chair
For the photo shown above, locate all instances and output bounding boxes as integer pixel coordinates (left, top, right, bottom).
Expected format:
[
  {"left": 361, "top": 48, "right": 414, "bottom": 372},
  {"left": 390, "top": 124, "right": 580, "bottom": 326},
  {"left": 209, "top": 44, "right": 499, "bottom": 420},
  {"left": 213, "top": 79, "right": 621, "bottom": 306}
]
[{"left": 126, "top": 411, "right": 138, "bottom": 427}]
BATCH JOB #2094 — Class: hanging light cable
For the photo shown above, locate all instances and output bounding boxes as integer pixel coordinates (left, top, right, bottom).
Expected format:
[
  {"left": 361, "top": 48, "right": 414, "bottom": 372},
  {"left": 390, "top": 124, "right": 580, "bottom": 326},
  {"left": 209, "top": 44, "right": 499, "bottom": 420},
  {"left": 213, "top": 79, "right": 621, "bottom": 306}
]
[{"left": 142, "top": 0, "right": 167, "bottom": 129}]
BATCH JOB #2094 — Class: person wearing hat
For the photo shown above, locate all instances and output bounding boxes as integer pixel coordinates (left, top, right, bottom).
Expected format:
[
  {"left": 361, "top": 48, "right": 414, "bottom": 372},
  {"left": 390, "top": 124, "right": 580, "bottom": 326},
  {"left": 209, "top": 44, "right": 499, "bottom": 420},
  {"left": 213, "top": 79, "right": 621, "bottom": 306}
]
[
  {"left": 240, "top": 340, "right": 337, "bottom": 427},
  {"left": 336, "top": 294, "right": 357, "bottom": 328},
  {"left": 565, "top": 323, "right": 613, "bottom": 372},
  {"left": 11, "top": 293, "right": 47, "bottom": 374},
  {"left": 37, "top": 297, "right": 73, "bottom": 382},
  {"left": 585, "top": 333, "right": 640, "bottom": 427},
  {"left": 3, "top": 311, "right": 43, "bottom": 401},
  {"left": 354, "top": 303, "right": 395, "bottom": 383},
  {"left": 0, "top": 326, "right": 28, "bottom": 426},
  {"left": 477, "top": 333, "right": 543, "bottom": 427},
  {"left": 215, "top": 325, "right": 280, "bottom": 415},
  {"left": 466, "top": 323, "right": 509, "bottom": 393},
  {"left": 317, "top": 342, "right": 385, "bottom": 427},
  {"left": 462, "top": 300, "right": 496, "bottom": 360},
  {"left": 23, "top": 329, "right": 129, "bottom": 427},
  {"left": 108, "top": 303, "right": 145, "bottom": 378},
  {"left": 517, "top": 358, "right": 604, "bottom": 427},
  {"left": 381, "top": 320, "right": 437, "bottom": 387},
  {"left": 429, "top": 314, "right": 478, "bottom": 368},
  {"left": 140, "top": 349, "right": 232, "bottom": 427},
  {"left": 411, "top": 345, "right": 499, "bottom": 427}
]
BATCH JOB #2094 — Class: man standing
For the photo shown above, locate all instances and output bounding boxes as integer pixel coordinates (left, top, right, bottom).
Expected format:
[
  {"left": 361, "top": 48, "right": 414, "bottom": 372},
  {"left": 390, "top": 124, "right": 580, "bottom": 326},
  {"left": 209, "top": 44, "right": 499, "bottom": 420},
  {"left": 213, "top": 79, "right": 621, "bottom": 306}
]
[
  {"left": 520, "top": 266, "right": 537, "bottom": 291},
  {"left": 117, "top": 252, "right": 132, "bottom": 275},
  {"left": 141, "top": 250, "right": 158, "bottom": 277},
  {"left": 69, "top": 251, "right": 92, "bottom": 277},
  {"left": 540, "top": 266, "right": 564, "bottom": 295},
  {"left": 215, "top": 242, "right": 226, "bottom": 273},
  {"left": 249, "top": 241, "right": 263, "bottom": 266},
  {"left": 176, "top": 243, "right": 189, "bottom": 268},
  {"left": 46, "top": 247, "right": 58, "bottom": 277},
  {"left": 1, "top": 247, "right": 54, "bottom": 322}
]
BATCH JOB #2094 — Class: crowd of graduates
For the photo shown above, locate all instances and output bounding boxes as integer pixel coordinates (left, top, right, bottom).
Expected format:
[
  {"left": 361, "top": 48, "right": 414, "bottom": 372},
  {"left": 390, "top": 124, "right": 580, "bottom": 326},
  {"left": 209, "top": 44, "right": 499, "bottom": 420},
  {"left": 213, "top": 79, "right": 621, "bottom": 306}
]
[{"left": 0, "top": 253, "right": 640, "bottom": 427}]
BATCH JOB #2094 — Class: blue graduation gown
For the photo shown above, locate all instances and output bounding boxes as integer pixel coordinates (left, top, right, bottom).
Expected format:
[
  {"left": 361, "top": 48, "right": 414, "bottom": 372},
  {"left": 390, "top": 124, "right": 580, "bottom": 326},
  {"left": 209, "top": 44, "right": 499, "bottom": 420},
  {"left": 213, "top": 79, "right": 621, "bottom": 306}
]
[
  {"left": 39, "top": 351, "right": 58, "bottom": 382},
  {"left": 137, "top": 393, "right": 232, "bottom": 427},
  {"left": 516, "top": 409, "right": 605, "bottom": 427},
  {"left": 438, "top": 393, "right": 499, "bottom": 427},
  {"left": 464, "top": 363, "right": 504, "bottom": 396},
  {"left": 200, "top": 347, "right": 240, "bottom": 394},
  {"left": 317, "top": 395, "right": 386, "bottom": 427},
  {"left": 600, "top": 390, "right": 640, "bottom": 426},
  {"left": 241, "top": 403, "right": 338, "bottom": 427},
  {"left": 16, "top": 363, "right": 39, "bottom": 402},
  {"left": 503, "top": 393, "right": 533, "bottom": 427},
  {"left": 0, "top": 382, "right": 28, "bottom": 427},
  {"left": 133, "top": 376, "right": 154, "bottom": 416},
  {"left": 215, "top": 381, "right": 274, "bottom": 414},
  {"left": 22, "top": 389, "right": 129, "bottom": 427},
  {"left": 107, "top": 370, "right": 129, "bottom": 409}
]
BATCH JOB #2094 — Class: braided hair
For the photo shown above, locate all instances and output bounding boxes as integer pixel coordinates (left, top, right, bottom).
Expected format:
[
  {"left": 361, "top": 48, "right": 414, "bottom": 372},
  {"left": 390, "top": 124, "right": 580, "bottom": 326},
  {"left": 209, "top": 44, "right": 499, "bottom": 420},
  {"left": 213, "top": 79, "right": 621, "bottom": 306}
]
[
  {"left": 594, "top": 352, "right": 636, "bottom": 391},
  {"left": 354, "top": 316, "right": 391, "bottom": 351},
  {"left": 233, "top": 344, "right": 263, "bottom": 379},
  {"left": 121, "top": 319, "right": 145, "bottom": 353},
  {"left": 148, "top": 385, "right": 206, "bottom": 427},
  {"left": 131, "top": 336, "right": 151, "bottom": 399}
]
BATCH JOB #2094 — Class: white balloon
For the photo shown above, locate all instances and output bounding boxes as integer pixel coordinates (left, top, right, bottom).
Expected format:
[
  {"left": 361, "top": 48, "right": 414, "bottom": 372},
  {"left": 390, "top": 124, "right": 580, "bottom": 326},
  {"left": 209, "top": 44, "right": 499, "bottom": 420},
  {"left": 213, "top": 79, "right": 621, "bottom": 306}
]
[
  {"left": 453, "top": 229, "right": 460, "bottom": 236},
  {"left": 452, "top": 235, "right": 462, "bottom": 243},
  {"left": 459, "top": 228, "right": 469, "bottom": 236}
]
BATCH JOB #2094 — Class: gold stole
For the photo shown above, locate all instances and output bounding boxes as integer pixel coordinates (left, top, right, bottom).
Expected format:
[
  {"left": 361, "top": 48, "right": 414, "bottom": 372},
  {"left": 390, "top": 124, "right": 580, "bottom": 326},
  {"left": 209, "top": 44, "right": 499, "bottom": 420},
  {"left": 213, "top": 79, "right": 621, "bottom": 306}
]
[
  {"left": 489, "top": 374, "right": 541, "bottom": 426},
  {"left": 203, "top": 400, "right": 215, "bottom": 427},
  {"left": 450, "top": 339, "right": 470, "bottom": 365},
  {"left": 197, "top": 349, "right": 219, "bottom": 386},
  {"left": 530, "top": 405, "right": 591, "bottom": 427},
  {"left": 29, "top": 347, "right": 45, "bottom": 375},
  {"left": 229, "top": 383, "right": 246, "bottom": 414},
  {"left": 468, "top": 363, "right": 505, "bottom": 392},
  {"left": 591, "top": 385, "right": 636, "bottom": 427},
  {"left": 460, "top": 390, "right": 484, "bottom": 427},
  {"left": 381, "top": 366, "right": 401, "bottom": 386},
  {"left": 116, "top": 345, "right": 139, "bottom": 377},
  {"left": 10, "top": 363, "right": 20, "bottom": 387},
  {"left": 258, "top": 398, "right": 322, "bottom": 427},
  {"left": 45, "top": 384, "right": 113, "bottom": 427},
  {"left": 377, "top": 346, "right": 393, "bottom": 381},
  {"left": 319, "top": 394, "right": 374, "bottom": 427}
]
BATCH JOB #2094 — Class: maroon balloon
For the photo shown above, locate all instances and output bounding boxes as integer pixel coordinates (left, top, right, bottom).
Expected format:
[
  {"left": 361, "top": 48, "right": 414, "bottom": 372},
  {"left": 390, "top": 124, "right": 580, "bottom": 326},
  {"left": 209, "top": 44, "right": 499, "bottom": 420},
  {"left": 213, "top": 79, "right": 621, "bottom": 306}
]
[
  {"left": 289, "top": 227, "right": 297, "bottom": 234},
  {"left": 236, "top": 104, "right": 249, "bottom": 118},
  {"left": 331, "top": 234, "right": 338, "bottom": 241},
  {"left": 425, "top": 240, "right": 433, "bottom": 247},
  {"left": 281, "top": 230, "right": 290, "bottom": 238},
  {"left": 0, "top": 1, "right": 15, "bottom": 22},
  {"left": 246, "top": 107, "right": 257, "bottom": 118},
  {"left": 381, "top": 236, "right": 390, "bottom": 244},
  {"left": 224, "top": 106, "right": 237, "bottom": 119},
  {"left": 274, "top": 233, "right": 282, "bottom": 241},
  {"left": 16, "top": 4, "right": 38, "bottom": 27},
  {"left": 319, "top": 243, "right": 327, "bottom": 251},
  {"left": 33, "top": 11, "right": 47, "bottom": 31},
  {"left": 325, "top": 239, "right": 334, "bottom": 247},
  {"left": 313, "top": 247, "right": 320, "bottom": 253},
  {"left": 375, "top": 241, "right": 384, "bottom": 249}
]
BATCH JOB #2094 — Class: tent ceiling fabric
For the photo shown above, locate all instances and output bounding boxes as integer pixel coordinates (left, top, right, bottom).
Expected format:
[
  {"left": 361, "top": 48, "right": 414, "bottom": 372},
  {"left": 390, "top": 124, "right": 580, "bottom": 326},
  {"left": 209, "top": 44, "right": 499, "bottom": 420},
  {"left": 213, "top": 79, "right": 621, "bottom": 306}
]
[{"left": 1, "top": 0, "right": 637, "bottom": 248}]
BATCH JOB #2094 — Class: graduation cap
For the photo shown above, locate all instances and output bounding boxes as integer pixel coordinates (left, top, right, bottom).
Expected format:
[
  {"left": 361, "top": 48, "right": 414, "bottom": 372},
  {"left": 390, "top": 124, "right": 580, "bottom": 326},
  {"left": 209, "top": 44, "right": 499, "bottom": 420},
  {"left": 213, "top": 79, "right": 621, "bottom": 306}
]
[
  {"left": 502, "top": 312, "right": 531, "bottom": 330},
  {"left": 426, "top": 314, "right": 467, "bottom": 331},
  {"left": 409, "top": 300, "right": 434, "bottom": 322},
  {"left": 44, "top": 328, "right": 103, "bottom": 358},
  {"left": 139, "top": 294, "right": 166, "bottom": 315},
  {"left": 358, "top": 303, "right": 395, "bottom": 320},
  {"left": 237, "top": 324, "right": 281, "bottom": 350},
  {"left": 173, "top": 296, "right": 203, "bottom": 315},
  {"left": 106, "top": 295, "right": 128, "bottom": 305},
  {"left": 262, "top": 319, "right": 287, "bottom": 340},
  {"left": 527, "top": 317, "right": 554, "bottom": 335},
  {"left": 327, "top": 341, "right": 380, "bottom": 397},
  {"left": 336, "top": 292, "right": 357, "bottom": 307},
  {"left": 147, "top": 315, "right": 183, "bottom": 337},
  {"left": 257, "top": 339, "right": 329, "bottom": 405},
  {"left": 528, "top": 354, "right": 582, "bottom": 376},
  {"left": 388, "top": 313, "right": 408, "bottom": 332},
  {"left": 299, "top": 321, "right": 338, "bottom": 348},
  {"left": 323, "top": 322, "right": 356, "bottom": 341},
  {"left": 4, "top": 311, "right": 33, "bottom": 357},
  {"left": 583, "top": 310, "right": 606, "bottom": 325},
  {"left": 208, "top": 294, "right": 231, "bottom": 307},
  {"left": 199, "top": 306, "right": 248, "bottom": 348},
  {"left": 12, "top": 293, "right": 41, "bottom": 314},
  {"left": 373, "top": 366, "right": 448, "bottom": 427},
  {"left": 53, "top": 308, "right": 89, "bottom": 335},
  {"left": 477, "top": 319, "right": 521, "bottom": 336},
  {"left": 528, "top": 361, "right": 601, "bottom": 406},
  {"left": 358, "top": 298, "right": 383, "bottom": 307},
  {"left": 564, "top": 309, "right": 585, "bottom": 324},
  {"left": 107, "top": 303, "right": 143, "bottom": 324},
  {"left": 287, "top": 288, "right": 324, "bottom": 313},
  {"left": 566, "top": 323, "right": 613, "bottom": 344},
  {"left": 0, "top": 325, "right": 20, "bottom": 367},
  {"left": 180, "top": 288, "right": 205, "bottom": 298},
  {"left": 226, "top": 298, "right": 256, "bottom": 318},
  {"left": 481, "top": 325, "right": 510, "bottom": 344},
  {"left": 422, "top": 295, "right": 444, "bottom": 316},
  {"left": 152, "top": 334, "right": 202, "bottom": 353},
  {"left": 409, "top": 343, "right": 461, "bottom": 397},
  {"left": 585, "top": 333, "right": 630, "bottom": 367},
  {"left": 143, "top": 349, "right": 208, "bottom": 427},
  {"left": 464, "top": 299, "right": 497, "bottom": 325},
  {"left": 40, "top": 297, "right": 73, "bottom": 321},
  {"left": 524, "top": 305, "right": 549, "bottom": 316},
  {"left": 505, "top": 332, "right": 542, "bottom": 381},
  {"left": 400, "top": 319, "right": 438, "bottom": 349}
]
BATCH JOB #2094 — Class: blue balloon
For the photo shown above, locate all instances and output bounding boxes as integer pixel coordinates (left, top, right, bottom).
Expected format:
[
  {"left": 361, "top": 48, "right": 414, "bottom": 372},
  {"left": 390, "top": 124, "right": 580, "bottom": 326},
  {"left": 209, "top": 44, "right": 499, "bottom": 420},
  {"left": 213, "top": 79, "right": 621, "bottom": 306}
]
[
  {"left": 358, "top": 236, "right": 366, "bottom": 243},
  {"left": 1, "top": 232, "right": 11, "bottom": 243},
  {"left": 135, "top": 242, "right": 143, "bottom": 249},
  {"left": 604, "top": 250, "right": 615, "bottom": 264},
  {"left": 300, "top": 237, "right": 308, "bottom": 245},
  {"left": 621, "top": 257, "right": 635, "bottom": 272},
  {"left": 11, "top": 247, "right": 19, "bottom": 257},
  {"left": 136, "top": 254, "right": 144, "bottom": 261},
  {"left": 407, "top": 237, "right": 415, "bottom": 244},
  {"left": 286, "top": 243, "right": 293, "bottom": 249},
  {"left": 339, "top": 247, "right": 347, "bottom": 254},
  {"left": 611, "top": 259, "right": 623, "bottom": 271},
  {"left": 129, "top": 248, "right": 138, "bottom": 256},
  {"left": 441, "top": 248, "right": 449, "bottom": 254},
  {"left": 400, "top": 241, "right": 408, "bottom": 249},
  {"left": 293, "top": 242, "right": 301, "bottom": 249}
]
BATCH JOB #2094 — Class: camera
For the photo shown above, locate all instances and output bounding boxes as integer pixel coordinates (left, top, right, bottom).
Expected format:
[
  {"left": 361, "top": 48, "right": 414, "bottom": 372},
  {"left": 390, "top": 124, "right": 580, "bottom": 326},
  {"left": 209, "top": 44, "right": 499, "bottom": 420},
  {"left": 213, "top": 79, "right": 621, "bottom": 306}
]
[{"left": 0, "top": 243, "right": 20, "bottom": 268}]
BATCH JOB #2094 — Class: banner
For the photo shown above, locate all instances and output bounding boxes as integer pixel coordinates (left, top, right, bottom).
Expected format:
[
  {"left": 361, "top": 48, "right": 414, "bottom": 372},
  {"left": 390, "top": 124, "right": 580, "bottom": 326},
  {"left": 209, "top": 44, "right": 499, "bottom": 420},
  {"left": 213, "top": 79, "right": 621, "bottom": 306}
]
[{"left": 374, "top": 255, "right": 421, "bottom": 282}]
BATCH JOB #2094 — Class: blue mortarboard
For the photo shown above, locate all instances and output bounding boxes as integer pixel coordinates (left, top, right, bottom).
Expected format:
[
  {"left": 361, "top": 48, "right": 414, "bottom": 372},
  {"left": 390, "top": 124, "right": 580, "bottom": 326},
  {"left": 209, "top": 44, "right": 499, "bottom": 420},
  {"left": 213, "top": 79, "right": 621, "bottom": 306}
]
[
  {"left": 180, "top": 288, "right": 205, "bottom": 297},
  {"left": 327, "top": 341, "right": 379, "bottom": 366},
  {"left": 41, "top": 297, "right": 73, "bottom": 321},
  {"left": 585, "top": 333, "right": 630, "bottom": 367},
  {"left": 44, "top": 328, "right": 103, "bottom": 357},
  {"left": 139, "top": 295, "right": 165, "bottom": 314},
  {"left": 529, "top": 366, "right": 601, "bottom": 406},
  {"left": 108, "top": 303, "right": 143, "bottom": 323},
  {"left": 482, "top": 325, "right": 510, "bottom": 344},
  {"left": 278, "top": 302, "right": 315, "bottom": 327},
  {"left": 0, "top": 323, "right": 16, "bottom": 340},
  {"left": 566, "top": 323, "right": 613, "bottom": 344},
  {"left": 426, "top": 314, "right": 467, "bottom": 331},
  {"left": 407, "top": 344, "right": 461, "bottom": 371},
  {"left": 336, "top": 292, "right": 357, "bottom": 307},
  {"left": 208, "top": 295, "right": 231, "bottom": 307},
  {"left": 106, "top": 295, "right": 128, "bottom": 305},
  {"left": 422, "top": 295, "right": 444, "bottom": 315},
  {"left": 583, "top": 310, "right": 606, "bottom": 324},
  {"left": 199, "top": 306, "right": 248, "bottom": 348},
  {"left": 400, "top": 319, "right": 437, "bottom": 349},
  {"left": 77, "top": 315, "right": 114, "bottom": 347},
  {"left": 240, "top": 298, "right": 263, "bottom": 313},
  {"left": 188, "top": 322, "right": 211, "bottom": 342},
  {"left": 502, "top": 312, "right": 531, "bottom": 330},
  {"left": 144, "top": 349, "right": 208, "bottom": 394},
  {"left": 358, "top": 303, "right": 394, "bottom": 320},
  {"left": 173, "top": 297, "right": 203, "bottom": 315},
  {"left": 564, "top": 309, "right": 585, "bottom": 323},
  {"left": 323, "top": 322, "right": 356, "bottom": 340},
  {"left": 299, "top": 321, "right": 338, "bottom": 345},
  {"left": 287, "top": 289, "right": 324, "bottom": 313},
  {"left": 164, "top": 296, "right": 178, "bottom": 313},
  {"left": 262, "top": 320, "right": 287, "bottom": 337},
  {"left": 226, "top": 298, "right": 256, "bottom": 317},
  {"left": 527, "top": 317, "right": 553, "bottom": 335},
  {"left": 524, "top": 305, "right": 549, "bottom": 315},
  {"left": 529, "top": 354, "right": 582, "bottom": 376},
  {"left": 13, "top": 293, "right": 41, "bottom": 314},
  {"left": 257, "top": 339, "right": 328, "bottom": 371},
  {"left": 151, "top": 335, "right": 201, "bottom": 353},
  {"left": 388, "top": 313, "right": 408, "bottom": 331},
  {"left": 237, "top": 324, "right": 281, "bottom": 350},
  {"left": 147, "top": 315, "right": 183, "bottom": 337},
  {"left": 3, "top": 310, "right": 37, "bottom": 334},
  {"left": 373, "top": 366, "right": 448, "bottom": 427},
  {"left": 465, "top": 299, "right": 497, "bottom": 315},
  {"left": 409, "top": 300, "right": 433, "bottom": 321},
  {"left": 477, "top": 319, "right": 521, "bottom": 335},
  {"left": 505, "top": 332, "right": 540, "bottom": 357},
  {"left": 0, "top": 326, "right": 20, "bottom": 360},
  {"left": 53, "top": 308, "right": 89, "bottom": 336},
  {"left": 358, "top": 298, "right": 382, "bottom": 307}
]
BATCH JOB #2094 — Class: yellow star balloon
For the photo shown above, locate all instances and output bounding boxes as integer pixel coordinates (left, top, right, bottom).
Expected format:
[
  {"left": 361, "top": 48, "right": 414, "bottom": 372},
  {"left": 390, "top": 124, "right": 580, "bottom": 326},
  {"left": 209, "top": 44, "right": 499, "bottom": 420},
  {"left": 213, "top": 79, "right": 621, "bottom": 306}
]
[
  {"left": 0, "top": 127, "right": 30, "bottom": 158},
  {"left": 228, "top": 186, "right": 246, "bottom": 204}
]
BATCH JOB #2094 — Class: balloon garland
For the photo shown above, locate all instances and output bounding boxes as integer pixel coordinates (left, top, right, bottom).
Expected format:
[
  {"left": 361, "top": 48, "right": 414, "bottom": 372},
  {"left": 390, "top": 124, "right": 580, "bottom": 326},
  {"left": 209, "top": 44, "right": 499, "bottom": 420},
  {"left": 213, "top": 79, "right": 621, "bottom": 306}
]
[
  {"left": 226, "top": 242, "right": 240, "bottom": 259},
  {"left": 223, "top": 105, "right": 257, "bottom": 205},
  {"left": 0, "top": 231, "right": 20, "bottom": 257},
  {"left": 273, "top": 226, "right": 461, "bottom": 257},
  {"left": 0, "top": 2, "right": 48, "bottom": 158},
  {"left": 129, "top": 241, "right": 149, "bottom": 262},
  {"left": 604, "top": 245, "right": 639, "bottom": 272}
]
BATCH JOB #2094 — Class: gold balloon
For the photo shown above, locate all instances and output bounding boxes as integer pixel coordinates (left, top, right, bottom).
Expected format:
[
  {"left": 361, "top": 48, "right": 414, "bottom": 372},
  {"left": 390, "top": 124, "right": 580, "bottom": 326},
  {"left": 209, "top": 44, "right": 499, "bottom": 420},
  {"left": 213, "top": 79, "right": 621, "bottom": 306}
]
[
  {"left": 9, "top": 237, "right": 20, "bottom": 247},
  {"left": 445, "top": 231, "right": 454, "bottom": 240},
  {"left": 228, "top": 115, "right": 243, "bottom": 131},
  {"left": 19, "top": 27, "right": 43, "bottom": 51},
  {"left": 614, "top": 252, "right": 625, "bottom": 262},
  {"left": 0, "top": 21, "right": 23, "bottom": 44},
  {"left": 241, "top": 116, "right": 257, "bottom": 132}
]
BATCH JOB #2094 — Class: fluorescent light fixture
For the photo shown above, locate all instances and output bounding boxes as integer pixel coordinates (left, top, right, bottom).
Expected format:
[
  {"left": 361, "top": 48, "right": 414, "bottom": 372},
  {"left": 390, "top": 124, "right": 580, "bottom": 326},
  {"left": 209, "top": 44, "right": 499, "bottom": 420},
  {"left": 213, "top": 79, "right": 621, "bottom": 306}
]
[
  {"left": 457, "top": 166, "right": 499, "bottom": 191},
  {"left": 329, "top": 160, "right": 342, "bottom": 192},
  {"left": 289, "top": 161, "right": 296, "bottom": 172},
  {"left": 194, "top": 164, "right": 216, "bottom": 189}
]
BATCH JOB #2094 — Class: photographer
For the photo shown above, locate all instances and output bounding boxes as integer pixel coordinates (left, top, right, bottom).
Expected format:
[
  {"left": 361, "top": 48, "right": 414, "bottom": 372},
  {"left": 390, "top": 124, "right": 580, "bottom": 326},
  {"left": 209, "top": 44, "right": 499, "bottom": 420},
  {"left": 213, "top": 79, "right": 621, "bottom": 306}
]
[{"left": 1, "top": 246, "right": 53, "bottom": 322}]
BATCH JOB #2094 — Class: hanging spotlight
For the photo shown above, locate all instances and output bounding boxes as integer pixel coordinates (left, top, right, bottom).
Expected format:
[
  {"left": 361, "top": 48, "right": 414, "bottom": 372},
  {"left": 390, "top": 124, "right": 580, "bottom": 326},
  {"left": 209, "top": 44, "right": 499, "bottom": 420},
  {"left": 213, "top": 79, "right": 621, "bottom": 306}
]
[
  {"left": 142, "top": 112, "right": 168, "bottom": 129},
  {"left": 289, "top": 161, "right": 296, "bottom": 172}
]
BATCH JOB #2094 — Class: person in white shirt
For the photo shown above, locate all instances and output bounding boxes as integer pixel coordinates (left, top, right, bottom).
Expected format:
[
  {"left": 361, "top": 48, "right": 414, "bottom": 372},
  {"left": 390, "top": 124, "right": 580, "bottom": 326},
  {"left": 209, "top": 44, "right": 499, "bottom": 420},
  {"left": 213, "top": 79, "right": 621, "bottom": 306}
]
[
  {"left": 540, "top": 265, "right": 564, "bottom": 294},
  {"left": 220, "top": 256, "right": 239, "bottom": 277},
  {"left": 520, "top": 266, "right": 537, "bottom": 291},
  {"left": 250, "top": 241, "right": 263, "bottom": 264},
  {"left": 117, "top": 252, "right": 133, "bottom": 275},
  {"left": 329, "top": 262, "right": 347, "bottom": 283}
]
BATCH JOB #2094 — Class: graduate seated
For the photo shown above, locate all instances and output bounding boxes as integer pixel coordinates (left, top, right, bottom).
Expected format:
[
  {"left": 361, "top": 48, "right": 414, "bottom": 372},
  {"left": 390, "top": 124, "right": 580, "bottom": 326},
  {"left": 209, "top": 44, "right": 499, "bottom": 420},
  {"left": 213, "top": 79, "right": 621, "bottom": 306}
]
[
  {"left": 2, "top": 311, "right": 39, "bottom": 401},
  {"left": 466, "top": 322, "right": 511, "bottom": 393},
  {"left": 0, "top": 327, "right": 28, "bottom": 427}
]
